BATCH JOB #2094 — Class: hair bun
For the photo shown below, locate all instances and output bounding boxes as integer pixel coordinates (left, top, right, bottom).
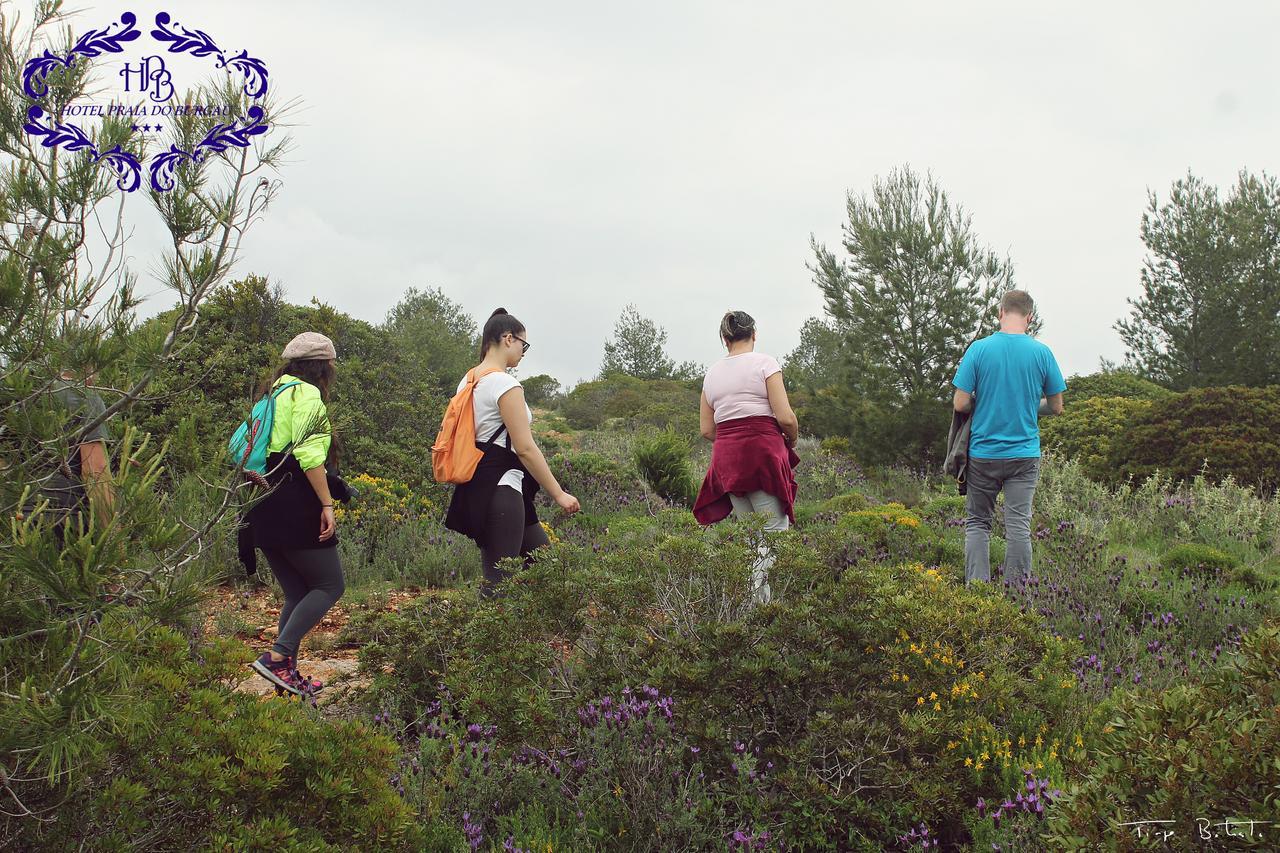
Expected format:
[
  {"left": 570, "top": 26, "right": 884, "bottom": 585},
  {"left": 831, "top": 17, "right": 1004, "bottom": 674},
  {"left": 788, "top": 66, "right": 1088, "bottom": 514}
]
[{"left": 490, "top": 307, "right": 508, "bottom": 318}]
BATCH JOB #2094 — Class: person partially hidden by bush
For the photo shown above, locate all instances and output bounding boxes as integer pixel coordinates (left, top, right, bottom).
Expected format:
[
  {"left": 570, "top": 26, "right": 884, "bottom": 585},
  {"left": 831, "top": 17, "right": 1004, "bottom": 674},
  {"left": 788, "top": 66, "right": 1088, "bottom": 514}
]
[
  {"left": 693, "top": 310, "right": 800, "bottom": 604},
  {"left": 37, "top": 364, "right": 116, "bottom": 544}
]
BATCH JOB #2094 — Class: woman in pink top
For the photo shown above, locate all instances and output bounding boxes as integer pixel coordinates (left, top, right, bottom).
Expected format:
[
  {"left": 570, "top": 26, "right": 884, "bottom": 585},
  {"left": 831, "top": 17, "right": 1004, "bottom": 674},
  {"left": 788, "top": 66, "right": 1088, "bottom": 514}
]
[{"left": 693, "top": 311, "right": 800, "bottom": 604}]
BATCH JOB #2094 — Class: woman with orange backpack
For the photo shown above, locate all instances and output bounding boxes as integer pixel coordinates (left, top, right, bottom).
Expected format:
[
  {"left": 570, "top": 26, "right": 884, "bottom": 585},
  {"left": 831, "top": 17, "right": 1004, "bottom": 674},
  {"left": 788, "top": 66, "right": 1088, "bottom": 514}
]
[{"left": 442, "top": 308, "right": 580, "bottom": 597}]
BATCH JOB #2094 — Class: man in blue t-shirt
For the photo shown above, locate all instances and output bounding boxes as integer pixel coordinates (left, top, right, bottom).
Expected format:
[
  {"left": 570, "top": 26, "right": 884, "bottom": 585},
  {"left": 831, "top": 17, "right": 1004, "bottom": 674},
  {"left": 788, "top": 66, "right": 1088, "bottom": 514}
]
[{"left": 952, "top": 290, "right": 1066, "bottom": 586}]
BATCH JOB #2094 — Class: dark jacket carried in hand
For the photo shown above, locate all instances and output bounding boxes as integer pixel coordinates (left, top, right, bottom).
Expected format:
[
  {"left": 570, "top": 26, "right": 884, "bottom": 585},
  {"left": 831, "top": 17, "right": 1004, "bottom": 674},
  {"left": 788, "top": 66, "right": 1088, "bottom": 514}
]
[{"left": 943, "top": 409, "right": 972, "bottom": 496}]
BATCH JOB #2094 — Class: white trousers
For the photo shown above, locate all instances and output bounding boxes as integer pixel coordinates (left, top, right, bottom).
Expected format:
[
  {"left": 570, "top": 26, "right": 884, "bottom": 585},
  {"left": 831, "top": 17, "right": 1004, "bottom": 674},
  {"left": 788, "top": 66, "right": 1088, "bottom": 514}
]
[{"left": 728, "top": 490, "right": 789, "bottom": 604}]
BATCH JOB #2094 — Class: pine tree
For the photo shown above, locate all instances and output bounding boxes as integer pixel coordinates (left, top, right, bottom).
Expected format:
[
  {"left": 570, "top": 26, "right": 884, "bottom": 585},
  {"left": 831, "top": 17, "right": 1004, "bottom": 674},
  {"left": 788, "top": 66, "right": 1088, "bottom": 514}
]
[
  {"left": 1116, "top": 170, "right": 1280, "bottom": 389},
  {"left": 808, "top": 166, "right": 1020, "bottom": 461},
  {"left": 0, "top": 5, "right": 292, "bottom": 820}
]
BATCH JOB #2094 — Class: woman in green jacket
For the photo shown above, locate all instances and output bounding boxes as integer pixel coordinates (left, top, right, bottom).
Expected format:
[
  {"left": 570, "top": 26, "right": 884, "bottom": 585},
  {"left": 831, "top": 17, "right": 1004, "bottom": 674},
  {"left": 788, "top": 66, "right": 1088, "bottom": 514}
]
[{"left": 245, "top": 332, "right": 345, "bottom": 696}]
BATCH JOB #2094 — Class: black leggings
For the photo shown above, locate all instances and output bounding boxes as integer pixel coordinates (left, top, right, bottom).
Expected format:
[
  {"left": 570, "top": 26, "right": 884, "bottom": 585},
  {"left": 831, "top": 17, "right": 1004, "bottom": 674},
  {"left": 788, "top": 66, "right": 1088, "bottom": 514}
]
[
  {"left": 479, "top": 485, "right": 548, "bottom": 598},
  {"left": 261, "top": 546, "right": 345, "bottom": 658}
]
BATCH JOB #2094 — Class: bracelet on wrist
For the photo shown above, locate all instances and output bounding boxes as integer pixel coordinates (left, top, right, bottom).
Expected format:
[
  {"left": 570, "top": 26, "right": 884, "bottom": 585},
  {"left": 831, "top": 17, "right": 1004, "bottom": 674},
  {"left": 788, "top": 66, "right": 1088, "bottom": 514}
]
[{"left": 320, "top": 503, "right": 333, "bottom": 507}]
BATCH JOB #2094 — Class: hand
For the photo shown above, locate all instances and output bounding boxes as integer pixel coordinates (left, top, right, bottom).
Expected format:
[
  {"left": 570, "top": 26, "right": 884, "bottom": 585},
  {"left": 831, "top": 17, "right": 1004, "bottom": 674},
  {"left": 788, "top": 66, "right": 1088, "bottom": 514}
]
[
  {"left": 319, "top": 505, "right": 336, "bottom": 541},
  {"left": 555, "top": 491, "right": 581, "bottom": 514}
]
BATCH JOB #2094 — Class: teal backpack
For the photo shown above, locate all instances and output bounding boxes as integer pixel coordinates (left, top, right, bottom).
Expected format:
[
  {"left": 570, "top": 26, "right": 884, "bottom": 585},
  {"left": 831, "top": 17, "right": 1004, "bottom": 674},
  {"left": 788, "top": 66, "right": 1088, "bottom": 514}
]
[{"left": 228, "top": 381, "right": 301, "bottom": 474}]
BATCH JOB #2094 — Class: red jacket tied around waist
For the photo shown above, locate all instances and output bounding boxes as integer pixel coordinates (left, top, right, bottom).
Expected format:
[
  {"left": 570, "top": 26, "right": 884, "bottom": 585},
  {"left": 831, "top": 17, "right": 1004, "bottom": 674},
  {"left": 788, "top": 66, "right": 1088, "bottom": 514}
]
[{"left": 693, "top": 415, "right": 800, "bottom": 525}]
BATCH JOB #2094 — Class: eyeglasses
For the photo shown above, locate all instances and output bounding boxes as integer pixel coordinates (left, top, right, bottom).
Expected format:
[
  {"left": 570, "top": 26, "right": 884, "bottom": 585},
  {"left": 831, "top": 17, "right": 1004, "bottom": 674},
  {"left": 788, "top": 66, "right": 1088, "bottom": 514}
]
[{"left": 510, "top": 334, "right": 531, "bottom": 355}]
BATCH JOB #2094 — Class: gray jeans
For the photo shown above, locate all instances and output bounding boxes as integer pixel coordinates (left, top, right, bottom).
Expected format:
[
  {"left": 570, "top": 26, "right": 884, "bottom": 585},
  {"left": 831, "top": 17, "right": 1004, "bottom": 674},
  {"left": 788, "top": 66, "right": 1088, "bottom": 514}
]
[
  {"left": 729, "top": 489, "right": 789, "bottom": 604},
  {"left": 964, "top": 456, "right": 1040, "bottom": 585}
]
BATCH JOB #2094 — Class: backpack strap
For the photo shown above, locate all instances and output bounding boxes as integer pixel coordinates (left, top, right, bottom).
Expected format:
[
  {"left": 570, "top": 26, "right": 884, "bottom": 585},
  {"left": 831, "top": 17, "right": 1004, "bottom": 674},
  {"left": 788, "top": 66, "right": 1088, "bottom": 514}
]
[
  {"left": 270, "top": 380, "right": 302, "bottom": 399},
  {"left": 481, "top": 423, "right": 510, "bottom": 449},
  {"left": 265, "top": 380, "right": 305, "bottom": 457}
]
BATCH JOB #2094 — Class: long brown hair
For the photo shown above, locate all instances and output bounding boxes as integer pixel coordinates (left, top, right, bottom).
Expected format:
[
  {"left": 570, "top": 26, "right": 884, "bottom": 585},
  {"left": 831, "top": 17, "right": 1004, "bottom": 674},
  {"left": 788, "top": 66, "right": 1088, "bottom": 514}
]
[
  {"left": 258, "top": 358, "right": 341, "bottom": 467},
  {"left": 260, "top": 358, "right": 335, "bottom": 401}
]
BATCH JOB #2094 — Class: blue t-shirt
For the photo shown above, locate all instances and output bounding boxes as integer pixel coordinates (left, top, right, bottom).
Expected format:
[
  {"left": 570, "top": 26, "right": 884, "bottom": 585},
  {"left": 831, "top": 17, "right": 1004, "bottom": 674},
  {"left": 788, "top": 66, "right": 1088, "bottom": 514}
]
[{"left": 952, "top": 332, "right": 1066, "bottom": 459}]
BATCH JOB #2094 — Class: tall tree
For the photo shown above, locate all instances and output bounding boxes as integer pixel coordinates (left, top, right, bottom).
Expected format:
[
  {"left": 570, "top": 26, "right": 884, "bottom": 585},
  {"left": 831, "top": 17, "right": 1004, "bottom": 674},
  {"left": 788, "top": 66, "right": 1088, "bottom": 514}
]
[
  {"left": 783, "top": 317, "right": 846, "bottom": 394},
  {"left": 808, "top": 166, "right": 1020, "bottom": 461},
  {"left": 0, "top": 5, "right": 291, "bottom": 818},
  {"left": 1116, "top": 170, "right": 1280, "bottom": 390},
  {"left": 600, "top": 303, "right": 699, "bottom": 380},
  {"left": 382, "top": 286, "right": 478, "bottom": 394}
]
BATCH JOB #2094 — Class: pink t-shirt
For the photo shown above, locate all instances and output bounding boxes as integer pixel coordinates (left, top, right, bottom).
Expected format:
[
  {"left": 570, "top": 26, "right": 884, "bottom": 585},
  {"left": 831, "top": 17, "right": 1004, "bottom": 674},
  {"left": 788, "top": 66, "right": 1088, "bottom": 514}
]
[{"left": 703, "top": 351, "right": 782, "bottom": 424}]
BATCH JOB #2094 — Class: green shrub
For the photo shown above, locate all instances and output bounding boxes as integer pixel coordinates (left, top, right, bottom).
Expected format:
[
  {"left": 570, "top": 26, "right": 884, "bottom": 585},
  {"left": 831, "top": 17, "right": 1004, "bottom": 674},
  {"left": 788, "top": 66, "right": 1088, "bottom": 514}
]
[
  {"left": 820, "top": 435, "right": 852, "bottom": 455},
  {"left": 548, "top": 449, "right": 650, "bottom": 512},
  {"left": 1110, "top": 385, "right": 1280, "bottom": 493},
  {"left": 1160, "top": 543, "right": 1239, "bottom": 577},
  {"left": 1231, "top": 564, "right": 1277, "bottom": 592},
  {"left": 15, "top": 631, "right": 416, "bottom": 851},
  {"left": 562, "top": 375, "right": 700, "bottom": 431},
  {"left": 823, "top": 491, "right": 871, "bottom": 514},
  {"left": 360, "top": 528, "right": 1082, "bottom": 850},
  {"left": 861, "top": 464, "right": 934, "bottom": 508},
  {"left": 125, "top": 278, "right": 448, "bottom": 487},
  {"left": 633, "top": 429, "right": 696, "bottom": 507},
  {"left": 1046, "top": 625, "right": 1280, "bottom": 849},
  {"left": 793, "top": 439, "right": 867, "bottom": 502},
  {"left": 1061, "top": 370, "right": 1173, "bottom": 407},
  {"left": 630, "top": 401, "right": 700, "bottom": 436},
  {"left": 921, "top": 495, "right": 967, "bottom": 526},
  {"left": 1040, "top": 396, "right": 1154, "bottom": 482},
  {"left": 830, "top": 503, "right": 963, "bottom": 569}
]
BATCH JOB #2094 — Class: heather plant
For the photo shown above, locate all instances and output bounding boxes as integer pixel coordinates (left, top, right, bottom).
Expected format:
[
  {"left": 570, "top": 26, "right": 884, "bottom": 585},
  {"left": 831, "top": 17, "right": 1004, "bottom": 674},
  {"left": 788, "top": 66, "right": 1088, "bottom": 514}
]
[
  {"left": 1045, "top": 624, "right": 1280, "bottom": 850},
  {"left": 359, "top": 520, "right": 1083, "bottom": 849},
  {"left": 793, "top": 436, "right": 867, "bottom": 502},
  {"left": 959, "top": 769, "right": 1069, "bottom": 850},
  {"left": 1033, "top": 454, "right": 1118, "bottom": 541},
  {"left": 1115, "top": 469, "right": 1280, "bottom": 555},
  {"left": 821, "top": 503, "right": 962, "bottom": 570},
  {"left": 332, "top": 475, "right": 478, "bottom": 589},
  {"left": 548, "top": 449, "right": 650, "bottom": 513},
  {"left": 920, "top": 495, "right": 967, "bottom": 527},
  {"left": 373, "top": 684, "right": 769, "bottom": 852},
  {"left": 340, "top": 516, "right": 476, "bottom": 589},
  {"left": 1003, "top": 520, "right": 1265, "bottom": 701}
]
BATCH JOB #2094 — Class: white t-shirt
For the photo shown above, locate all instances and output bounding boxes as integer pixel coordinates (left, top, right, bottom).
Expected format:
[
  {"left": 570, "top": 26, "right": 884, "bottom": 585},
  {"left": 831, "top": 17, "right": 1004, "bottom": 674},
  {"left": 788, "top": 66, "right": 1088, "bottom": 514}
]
[
  {"left": 702, "top": 351, "right": 782, "bottom": 423},
  {"left": 457, "top": 371, "right": 531, "bottom": 492}
]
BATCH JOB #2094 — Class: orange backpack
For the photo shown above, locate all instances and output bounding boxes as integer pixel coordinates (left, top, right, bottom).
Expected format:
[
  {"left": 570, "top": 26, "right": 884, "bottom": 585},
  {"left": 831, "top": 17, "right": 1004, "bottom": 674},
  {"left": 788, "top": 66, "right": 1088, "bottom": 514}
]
[{"left": 432, "top": 366, "right": 506, "bottom": 484}]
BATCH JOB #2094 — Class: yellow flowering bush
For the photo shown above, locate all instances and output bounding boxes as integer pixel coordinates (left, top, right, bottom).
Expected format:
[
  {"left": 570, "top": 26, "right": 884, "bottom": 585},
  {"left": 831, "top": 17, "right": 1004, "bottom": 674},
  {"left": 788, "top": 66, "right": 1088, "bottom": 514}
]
[{"left": 335, "top": 473, "right": 435, "bottom": 529}]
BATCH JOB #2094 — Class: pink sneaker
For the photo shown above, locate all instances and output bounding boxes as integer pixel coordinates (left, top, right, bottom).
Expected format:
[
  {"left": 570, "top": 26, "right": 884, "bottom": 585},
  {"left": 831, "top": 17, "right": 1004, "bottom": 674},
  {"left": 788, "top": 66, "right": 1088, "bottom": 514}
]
[{"left": 250, "top": 652, "right": 304, "bottom": 696}]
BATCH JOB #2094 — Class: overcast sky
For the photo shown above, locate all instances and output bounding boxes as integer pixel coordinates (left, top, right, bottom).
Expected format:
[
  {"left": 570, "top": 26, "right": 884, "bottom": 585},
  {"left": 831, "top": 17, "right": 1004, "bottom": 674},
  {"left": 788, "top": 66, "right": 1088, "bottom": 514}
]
[{"left": 33, "top": 1, "right": 1280, "bottom": 388}]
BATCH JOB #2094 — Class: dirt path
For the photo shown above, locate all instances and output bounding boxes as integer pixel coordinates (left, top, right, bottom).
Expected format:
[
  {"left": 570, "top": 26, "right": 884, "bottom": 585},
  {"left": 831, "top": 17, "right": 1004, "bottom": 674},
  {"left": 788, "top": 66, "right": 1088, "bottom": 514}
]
[{"left": 203, "top": 581, "right": 422, "bottom": 705}]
